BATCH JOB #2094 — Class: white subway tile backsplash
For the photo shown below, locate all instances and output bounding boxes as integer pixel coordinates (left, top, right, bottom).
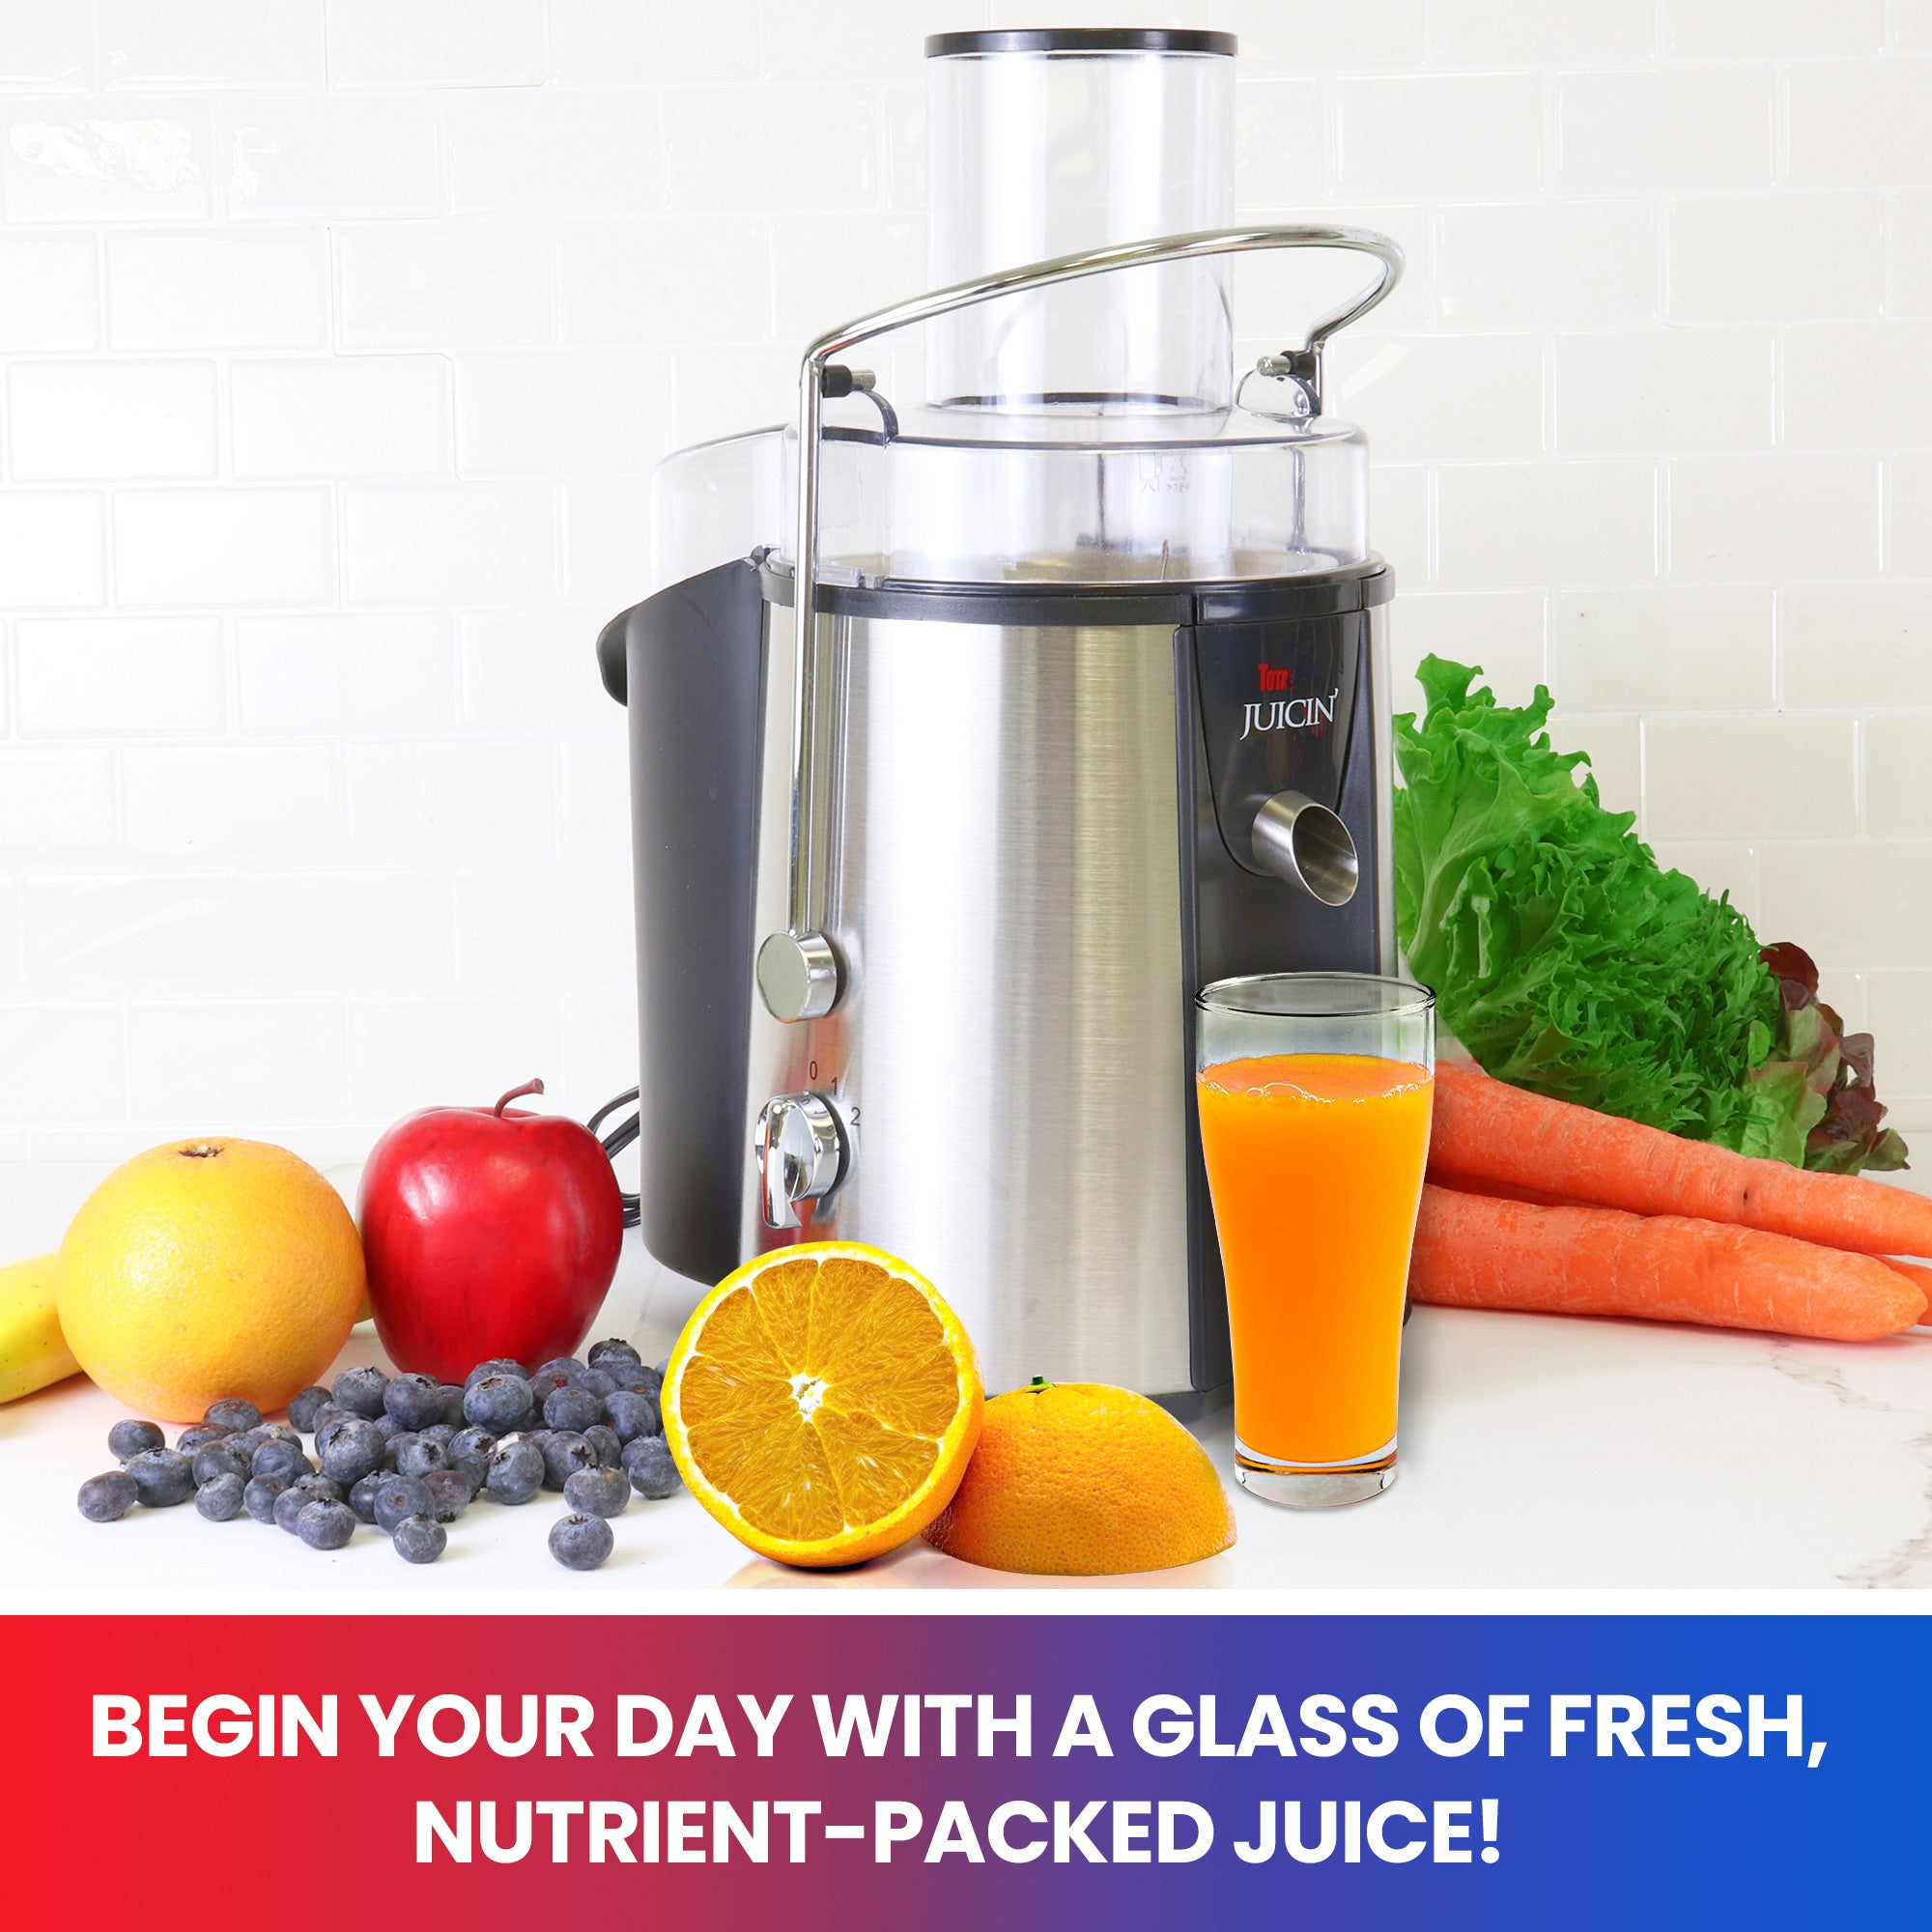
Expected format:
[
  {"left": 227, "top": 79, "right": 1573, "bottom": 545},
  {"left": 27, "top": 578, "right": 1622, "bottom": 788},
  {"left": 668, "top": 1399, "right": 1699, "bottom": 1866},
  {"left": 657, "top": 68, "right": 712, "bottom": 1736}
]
[
  {"left": 338, "top": 224, "right": 550, "bottom": 348},
  {"left": 444, "top": 90, "right": 660, "bottom": 217},
  {"left": 25, "top": 874, "right": 231, "bottom": 989},
  {"left": 561, "top": 735, "right": 629, "bottom": 857},
  {"left": 563, "top": 987, "right": 637, "bottom": 1122},
  {"left": 1437, "top": 461, "right": 1659, "bottom": 586},
  {"left": 1387, "top": 591, "right": 1547, "bottom": 719},
  {"left": 224, "top": 95, "right": 440, "bottom": 218},
  {"left": 455, "top": 862, "right": 633, "bottom": 987},
  {"left": 1550, "top": 586, "right": 1775, "bottom": 710},
  {"left": 325, "top": 0, "right": 547, "bottom": 89},
  {"left": 1667, "top": 194, "right": 1886, "bottom": 320},
  {"left": 1760, "top": 842, "right": 1932, "bottom": 969},
  {"left": 0, "top": 3, "right": 93, "bottom": 91},
  {"left": 238, "top": 615, "right": 455, "bottom": 732},
  {"left": 1234, "top": 78, "right": 1325, "bottom": 207},
  {"left": 1218, "top": 0, "right": 1426, "bottom": 69},
  {"left": 1554, "top": 328, "right": 1774, "bottom": 454},
  {"left": 1, "top": 101, "right": 210, "bottom": 221},
  {"left": 664, "top": 86, "right": 877, "bottom": 213},
  {"left": 1895, "top": 191, "right": 1932, "bottom": 315},
  {"left": 1669, "top": 454, "right": 1882, "bottom": 579},
  {"left": 1644, "top": 712, "right": 1859, "bottom": 838},
  {"left": 561, "top": 475, "right": 654, "bottom": 601},
  {"left": 1368, "top": 463, "right": 1431, "bottom": 590},
  {"left": 1544, "top": 710, "right": 1642, "bottom": 818},
  {"left": 128, "top": 1001, "right": 347, "bottom": 1123},
  {"left": 347, "top": 994, "right": 561, "bottom": 1119},
  {"left": 15, "top": 616, "right": 222, "bottom": 733},
  {"left": 344, "top": 742, "right": 557, "bottom": 861},
  {"left": 1864, "top": 713, "right": 1932, "bottom": 834},
  {"left": 0, "top": 753, "right": 116, "bottom": 861},
  {"left": 1556, "top": 66, "right": 1773, "bottom": 193},
  {"left": 7, "top": 360, "right": 217, "bottom": 479},
  {"left": 461, "top": 610, "right": 622, "bottom": 728},
  {"left": 1785, "top": 59, "right": 1932, "bottom": 188},
  {"left": 1645, "top": 841, "right": 1761, "bottom": 923},
  {"left": 232, "top": 356, "right": 449, "bottom": 477},
  {"left": 1785, "top": 323, "right": 1932, "bottom": 448},
  {"left": 1866, "top": 972, "right": 1932, "bottom": 1097},
  {"left": 100, "top": 0, "right": 326, "bottom": 91},
  {"left": 0, "top": 493, "right": 106, "bottom": 607},
  {"left": 0, "top": 1009, "right": 125, "bottom": 1127},
  {"left": 115, "top": 487, "right": 334, "bottom": 606},
  {"left": 1330, "top": 332, "right": 1545, "bottom": 460},
  {"left": 556, "top": 217, "right": 768, "bottom": 346},
  {"left": 0, "top": 235, "right": 99, "bottom": 348},
  {"left": 759, "top": 0, "right": 938, "bottom": 78},
  {"left": 770, "top": 215, "right": 925, "bottom": 341},
  {"left": 454, "top": 349, "right": 668, "bottom": 477},
  {"left": 107, "top": 230, "right": 326, "bottom": 347},
  {"left": 123, "top": 747, "right": 338, "bottom": 861},
  {"left": 549, "top": 0, "right": 761, "bottom": 84},
  {"left": 236, "top": 870, "right": 454, "bottom": 987},
  {"left": 1333, "top": 74, "right": 1542, "bottom": 199},
  {"left": 1781, "top": 584, "right": 1932, "bottom": 706},
  {"left": 344, "top": 483, "right": 556, "bottom": 603},
  {"left": 1435, "top": 200, "right": 1659, "bottom": 327},
  {"left": 1890, "top": 453, "right": 1932, "bottom": 573},
  {"left": 1428, "top": 0, "right": 1654, "bottom": 62},
  {"left": 1664, "top": 0, "right": 1886, "bottom": 57}
]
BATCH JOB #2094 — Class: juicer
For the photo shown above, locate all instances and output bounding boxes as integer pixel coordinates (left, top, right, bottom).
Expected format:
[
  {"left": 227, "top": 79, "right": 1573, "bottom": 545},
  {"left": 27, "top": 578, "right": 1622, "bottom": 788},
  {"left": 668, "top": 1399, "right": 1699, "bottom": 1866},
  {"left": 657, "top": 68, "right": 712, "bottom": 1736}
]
[{"left": 597, "top": 27, "right": 1405, "bottom": 1412}]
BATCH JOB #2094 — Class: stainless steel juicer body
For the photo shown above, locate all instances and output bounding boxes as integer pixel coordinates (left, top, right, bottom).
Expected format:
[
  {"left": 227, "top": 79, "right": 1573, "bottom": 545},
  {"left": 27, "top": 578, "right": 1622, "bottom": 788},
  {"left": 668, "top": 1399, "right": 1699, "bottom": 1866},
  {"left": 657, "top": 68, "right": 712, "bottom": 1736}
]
[{"left": 596, "top": 29, "right": 1406, "bottom": 1409}]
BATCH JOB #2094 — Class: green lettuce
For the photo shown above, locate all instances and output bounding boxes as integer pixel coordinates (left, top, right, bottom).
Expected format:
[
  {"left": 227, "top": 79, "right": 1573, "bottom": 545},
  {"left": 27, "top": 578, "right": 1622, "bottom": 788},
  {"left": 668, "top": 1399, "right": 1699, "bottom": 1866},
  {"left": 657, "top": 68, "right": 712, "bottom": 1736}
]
[{"left": 1392, "top": 657, "right": 1906, "bottom": 1174}]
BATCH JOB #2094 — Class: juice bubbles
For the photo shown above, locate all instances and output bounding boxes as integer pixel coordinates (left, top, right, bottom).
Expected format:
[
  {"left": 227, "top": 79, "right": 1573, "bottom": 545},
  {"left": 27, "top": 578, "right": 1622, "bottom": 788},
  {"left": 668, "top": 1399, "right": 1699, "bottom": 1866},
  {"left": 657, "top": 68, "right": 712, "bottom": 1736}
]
[{"left": 1197, "top": 1052, "right": 1433, "bottom": 1467}]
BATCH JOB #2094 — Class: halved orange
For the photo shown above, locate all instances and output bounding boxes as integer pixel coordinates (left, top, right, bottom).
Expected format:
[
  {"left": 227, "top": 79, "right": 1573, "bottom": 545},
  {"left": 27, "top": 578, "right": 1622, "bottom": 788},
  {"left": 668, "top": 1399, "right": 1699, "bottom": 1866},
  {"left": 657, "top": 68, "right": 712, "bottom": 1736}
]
[{"left": 662, "top": 1241, "right": 983, "bottom": 1569}]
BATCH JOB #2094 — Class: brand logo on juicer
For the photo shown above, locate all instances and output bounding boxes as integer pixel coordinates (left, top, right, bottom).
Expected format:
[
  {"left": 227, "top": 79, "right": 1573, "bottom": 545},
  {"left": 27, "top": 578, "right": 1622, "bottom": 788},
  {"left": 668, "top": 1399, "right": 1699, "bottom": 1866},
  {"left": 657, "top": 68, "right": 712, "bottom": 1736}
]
[
  {"left": 1258, "top": 662, "right": 1291, "bottom": 693},
  {"left": 1241, "top": 689, "right": 1339, "bottom": 739}
]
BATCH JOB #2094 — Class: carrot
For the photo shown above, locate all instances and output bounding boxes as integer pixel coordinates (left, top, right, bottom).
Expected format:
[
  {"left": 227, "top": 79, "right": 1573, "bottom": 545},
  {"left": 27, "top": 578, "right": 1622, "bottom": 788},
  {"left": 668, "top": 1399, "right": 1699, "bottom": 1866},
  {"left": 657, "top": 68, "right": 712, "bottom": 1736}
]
[
  {"left": 1430, "top": 1061, "right": 1932, "bottom": 1261},
  {"left": 1409, "top": 1182, "right": 1927, "bottom": 1342},
  {"left": 1882, "top": 1257, "right": 1932, "bottom": 1324}
]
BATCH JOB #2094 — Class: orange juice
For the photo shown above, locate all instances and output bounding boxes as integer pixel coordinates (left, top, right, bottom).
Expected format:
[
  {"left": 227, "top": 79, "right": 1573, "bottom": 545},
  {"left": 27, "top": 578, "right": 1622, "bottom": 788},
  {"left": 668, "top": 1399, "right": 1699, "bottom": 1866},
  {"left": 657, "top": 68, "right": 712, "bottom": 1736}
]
[{"left": 1197, "top": 1052, "right": 1433, "bottom": 1465}]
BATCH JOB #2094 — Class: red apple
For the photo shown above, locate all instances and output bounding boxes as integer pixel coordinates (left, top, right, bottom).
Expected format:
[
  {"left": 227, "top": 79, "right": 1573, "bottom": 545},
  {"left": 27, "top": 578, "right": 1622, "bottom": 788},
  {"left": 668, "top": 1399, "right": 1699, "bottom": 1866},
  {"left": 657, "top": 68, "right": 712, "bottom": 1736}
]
[{"left": 358, "top": 1078, "right": 624, "bottom": 1383}]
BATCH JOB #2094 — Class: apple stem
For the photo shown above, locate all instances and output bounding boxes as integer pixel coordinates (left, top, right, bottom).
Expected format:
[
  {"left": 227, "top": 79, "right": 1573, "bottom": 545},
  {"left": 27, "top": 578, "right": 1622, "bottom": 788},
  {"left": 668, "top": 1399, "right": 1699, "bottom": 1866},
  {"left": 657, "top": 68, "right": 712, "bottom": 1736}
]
[{"left": 493, "top": 1077, "right": 545, "bottom": 1117}]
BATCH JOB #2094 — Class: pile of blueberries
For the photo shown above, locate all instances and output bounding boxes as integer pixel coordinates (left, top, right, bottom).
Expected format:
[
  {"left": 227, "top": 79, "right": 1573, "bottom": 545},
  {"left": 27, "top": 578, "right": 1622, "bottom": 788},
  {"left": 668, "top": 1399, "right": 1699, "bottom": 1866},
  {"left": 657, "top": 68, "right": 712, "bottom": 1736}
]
[{"left": 74, "top": 1338, "right": 682, "bottom": 1572}]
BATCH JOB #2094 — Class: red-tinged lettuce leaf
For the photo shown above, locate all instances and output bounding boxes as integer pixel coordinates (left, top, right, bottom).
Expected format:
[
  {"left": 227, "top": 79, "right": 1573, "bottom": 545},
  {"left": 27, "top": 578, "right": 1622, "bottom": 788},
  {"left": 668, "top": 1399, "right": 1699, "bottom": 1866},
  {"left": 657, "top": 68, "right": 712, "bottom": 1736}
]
[{"left": 1393, "top": 660, "right": 1910, "bottom": 1174}]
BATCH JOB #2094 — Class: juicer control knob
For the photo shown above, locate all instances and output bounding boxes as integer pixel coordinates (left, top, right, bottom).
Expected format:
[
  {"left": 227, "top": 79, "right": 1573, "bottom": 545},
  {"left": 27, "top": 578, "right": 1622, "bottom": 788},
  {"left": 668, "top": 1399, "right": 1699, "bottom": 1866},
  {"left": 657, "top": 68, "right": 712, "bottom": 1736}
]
[
  {"left": 757, "top": 930, "right": 842, "bottom": 1021},
  {"left": 1251, "top": 790, "right": 1359, "bottom": 907},
  {"left": 754, "top": 1092, "right": 847, "bottom": 1231}
]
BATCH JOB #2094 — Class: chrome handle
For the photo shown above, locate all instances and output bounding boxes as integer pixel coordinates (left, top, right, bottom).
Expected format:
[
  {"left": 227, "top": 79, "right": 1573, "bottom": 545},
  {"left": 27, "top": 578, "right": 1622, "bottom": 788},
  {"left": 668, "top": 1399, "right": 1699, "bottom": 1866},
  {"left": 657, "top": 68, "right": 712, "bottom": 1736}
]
[
  {"left": 755, "top": 1092, "right": 845, "bottom": 1231},
  {"left": 1251, "top": 790, "right": 1360, "bottom": 907},
  {"left": 769, "top": 223, "right": 1406, "bottom": 1021}
]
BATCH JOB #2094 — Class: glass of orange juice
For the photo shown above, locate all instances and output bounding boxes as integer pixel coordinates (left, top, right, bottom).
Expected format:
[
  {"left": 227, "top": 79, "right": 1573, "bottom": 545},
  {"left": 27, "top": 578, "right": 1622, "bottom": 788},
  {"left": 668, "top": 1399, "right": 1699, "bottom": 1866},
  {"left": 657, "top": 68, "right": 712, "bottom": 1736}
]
[{"left": 1196, "top": 972, "right": 1435, "bottom": 1508}]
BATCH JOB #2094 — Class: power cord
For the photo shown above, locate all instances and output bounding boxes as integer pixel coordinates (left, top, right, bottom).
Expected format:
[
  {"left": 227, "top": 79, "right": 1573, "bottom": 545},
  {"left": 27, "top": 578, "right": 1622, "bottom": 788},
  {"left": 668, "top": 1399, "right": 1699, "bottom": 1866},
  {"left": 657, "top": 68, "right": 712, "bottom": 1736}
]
[{"left": 587, "top": 1088, "right": 641, "bottom": 1230}]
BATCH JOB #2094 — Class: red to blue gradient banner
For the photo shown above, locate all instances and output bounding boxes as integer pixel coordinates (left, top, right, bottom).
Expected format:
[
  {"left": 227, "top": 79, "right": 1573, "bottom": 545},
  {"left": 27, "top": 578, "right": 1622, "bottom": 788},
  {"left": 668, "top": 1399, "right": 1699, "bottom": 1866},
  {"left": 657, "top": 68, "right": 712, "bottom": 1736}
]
[{"left": 4, "top": 1613, "right": 1923, "bottom": 1928}]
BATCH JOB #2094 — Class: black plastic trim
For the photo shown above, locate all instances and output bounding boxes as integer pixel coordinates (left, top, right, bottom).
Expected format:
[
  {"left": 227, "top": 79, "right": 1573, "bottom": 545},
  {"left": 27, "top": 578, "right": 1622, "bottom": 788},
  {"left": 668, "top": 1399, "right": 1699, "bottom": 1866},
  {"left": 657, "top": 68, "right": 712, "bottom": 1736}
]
[
  {"left": 925, "top": 28, "right": 1236, "bottom": 57},
  {"left": 755, "top": 555, "right": 1391, "bottom": 630}
]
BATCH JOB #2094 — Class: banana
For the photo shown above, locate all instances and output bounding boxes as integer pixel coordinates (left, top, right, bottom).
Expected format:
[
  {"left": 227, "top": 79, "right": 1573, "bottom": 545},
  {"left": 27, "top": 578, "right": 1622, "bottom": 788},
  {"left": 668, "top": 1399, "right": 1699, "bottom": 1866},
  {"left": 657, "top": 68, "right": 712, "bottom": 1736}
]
[{"left": 0, "top": 1253, "right": 82, "bottom": 1404}]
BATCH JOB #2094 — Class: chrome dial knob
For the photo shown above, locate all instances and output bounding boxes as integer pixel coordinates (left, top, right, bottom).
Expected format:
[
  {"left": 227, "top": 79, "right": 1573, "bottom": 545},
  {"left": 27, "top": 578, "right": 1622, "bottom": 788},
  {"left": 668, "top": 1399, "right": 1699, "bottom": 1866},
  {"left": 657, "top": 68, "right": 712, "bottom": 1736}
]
[{"left": 754, "top": 1092, "right": 847, "bottom": 1231}]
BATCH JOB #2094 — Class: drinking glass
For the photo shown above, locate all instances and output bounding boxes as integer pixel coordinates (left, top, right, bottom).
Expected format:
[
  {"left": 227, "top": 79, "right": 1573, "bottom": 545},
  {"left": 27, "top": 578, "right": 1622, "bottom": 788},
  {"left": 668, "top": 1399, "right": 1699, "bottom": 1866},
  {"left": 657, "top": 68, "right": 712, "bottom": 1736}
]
[{"left": 1195, "top": 972, "right": 1435, "bottom": 1508}]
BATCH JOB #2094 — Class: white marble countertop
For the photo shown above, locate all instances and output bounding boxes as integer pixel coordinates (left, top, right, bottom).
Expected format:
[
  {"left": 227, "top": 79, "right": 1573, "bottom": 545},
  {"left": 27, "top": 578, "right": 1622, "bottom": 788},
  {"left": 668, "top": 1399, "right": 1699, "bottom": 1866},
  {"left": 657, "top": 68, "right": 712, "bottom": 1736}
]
[{"left": 6, "top": 1219, "right": 1929, "bottom": 1603}]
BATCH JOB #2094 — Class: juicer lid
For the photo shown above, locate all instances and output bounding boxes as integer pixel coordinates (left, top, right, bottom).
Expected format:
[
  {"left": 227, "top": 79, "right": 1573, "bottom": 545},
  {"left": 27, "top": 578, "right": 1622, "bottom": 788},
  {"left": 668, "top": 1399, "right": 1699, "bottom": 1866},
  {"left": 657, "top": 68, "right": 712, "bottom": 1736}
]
[{"left": 924, "top": 27, "right": 1237, "bottom": 57}]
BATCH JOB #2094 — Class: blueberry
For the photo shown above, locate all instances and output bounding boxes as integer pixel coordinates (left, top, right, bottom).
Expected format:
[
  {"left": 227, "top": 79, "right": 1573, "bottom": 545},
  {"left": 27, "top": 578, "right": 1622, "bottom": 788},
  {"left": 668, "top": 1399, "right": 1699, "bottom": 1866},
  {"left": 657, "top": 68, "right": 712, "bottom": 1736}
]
[
  {"left": 421, "top": 1468, "right": 471, "bottom": 1522},
  {"left": 195, "top": 1473, "right": 245, "bottom": 1521},
  {"left": 578, "top": 1368, "right": 617, "bottom": 1402},
  {"left": 622, "top": 1435, "right": 682, "bottom": 1501},
  {"left": 447, "top": 1427, "right": 496, "bottom": 1487},
  {"left": 227, "top": 1428, "right": 268, "bottom": 1459},
  {"left": 419, "top": 1422, "right": 456, "bottom": 1449},
  {"left": 176, "top": 1424, "right": 231, "bottom": 1455},
  {"left": 192, "top": 1440, "right": 253, "bottom": 1487},
  {"left": 297, "top": 1500, "right": 355, "bottom": 1551},
  {"left": 392, "top": 1515, "right": 446, "bottom": 1564},
  {"left": 373, "top": 1413, "right": 407, "bottom": 1441},
  {"left": 127, "top": 1448, "right": 195, "bottom": 1508},
  {"left": 437, "top": 1384, "right": 468, "bottom": 1428},
  {"left": 250, "top": 1437, "right": 307, "bottom": 1484},
  {"left": 78, "top": 1470, "right": 140, "bottom": 1521},
  {"left": 243, "top": 1475, "right": 289, "bottom": 1523},
  {"left": 484, "top": 1436, "right": 545, "bottom": 1505},
  {"left": 582, "top": 1424, "right": 622, "bottom": 1469},
  {"left": 564, "top": 1466, "right": 630, "bottom": 1519},
  {"left": 612, "top": 1364, "right": 664, "bottom": 1401},
  {"left": 534, "top": 1357, "right": 587, "bottom": 1386},
  {"left": 463, "top": 1375, "right": 532, "bottom": 1433},
  {"left": 396, "top": 1435, "right": 447, "bottom": 1479},
  {"left": 540, "top": 1432, "right": 596, "bottom": 1492},
  {"left": 274, "top": 1476, "right": 341, "bottom": 1533},
  {"left": 549, "top": 1513, "right": 614, "bottom": 1571},
  {"left": 382, "top": 1430, "right": 418, "bottom": 1470},
  {"left": 383, "top": 1373, "right": 444, "bottom": 1431},
  {"left": 204, "top": 1397, "right": 263, "bottom": 1435},
  {"left": 287, "top": 1386, "right": 332, "bottom": 1434},
  {"left": 464, "top": 1356, "right": 526, "bottom": 1389},
  {"left": 318, "top": 1416, "right": 385, "bottom": 1487},
  {"left": 347, "top": 1471, "right": 387, "bottom": 1524},
  {"left": 330, "top": 1365, "right": 389, "bottom": 1419},
  {"left": 604, "top": 1389, "right": 660, "bottom": 1445},
  {"left": 107, "top": 1419, "right": 164, "bottom": 1463},
  {"left": 306, "top": 1404, "right": 352, "bottom": 1438},
  {"left": 543, "top": 1384, "right": 603, "bottom": 1434},
  {"left": 373, "top": 1475, "right": 433, "bottom": 1533},
  {"left": 585, "top": 1338, "right": 641, "bottom": 1373},
  {"left": 257, "top": 1421, "right": 304, "bottom": 1450}
]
